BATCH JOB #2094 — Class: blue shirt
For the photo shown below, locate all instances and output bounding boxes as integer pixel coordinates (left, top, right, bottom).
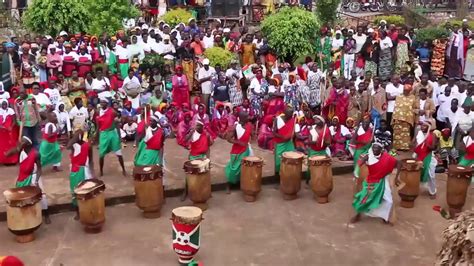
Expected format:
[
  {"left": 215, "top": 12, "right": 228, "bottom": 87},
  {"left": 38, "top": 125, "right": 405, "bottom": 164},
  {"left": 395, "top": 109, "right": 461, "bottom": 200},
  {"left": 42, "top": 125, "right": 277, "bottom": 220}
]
[{"left": 416, "top": 47, "right": 430, "bottom": 61}]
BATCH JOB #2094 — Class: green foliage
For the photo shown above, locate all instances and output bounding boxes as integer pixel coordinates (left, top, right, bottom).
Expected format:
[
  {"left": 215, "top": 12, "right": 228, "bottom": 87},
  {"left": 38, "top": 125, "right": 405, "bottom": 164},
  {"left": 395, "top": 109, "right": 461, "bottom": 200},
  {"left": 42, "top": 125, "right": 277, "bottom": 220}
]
[
  {"left": 23, "top": 0, "right": 89, "bottom": 36},
  {"left": 374, "top": 15, "right": 405, "bottom": 26},
  {"left": 261, "top": 7, "right": 319, "bottom": 63},
  {"left": 316, "top": 0, "right": 341, "bottom": 25},
  {"left": 140, "top": 54, "right": 166, "bottom": 72},
  {"left": 162, "top": 8, "right": 193, "bottom": 29},
  {"left": 203, "top": 47, "right": 236, "bottom": 68},
  {"left": 85, "top": 0, "right": 140, "bottom": 36},
  {"left": 416, "top": 27, "right": 450, "bottom": 43}
]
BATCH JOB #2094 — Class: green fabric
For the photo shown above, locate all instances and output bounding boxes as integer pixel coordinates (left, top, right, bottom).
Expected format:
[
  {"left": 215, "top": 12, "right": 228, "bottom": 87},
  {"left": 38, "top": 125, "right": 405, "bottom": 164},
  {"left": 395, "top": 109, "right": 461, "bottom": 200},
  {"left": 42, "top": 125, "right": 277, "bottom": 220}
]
[
  {"left": 118, "top": 61, "right": 129, "bottom": 79},
  {"left": 69, "top": 167, "right": 86, "bottom": 206},
  {"left": 353, "top": 144, "right": 371, "bottom": 177},
  {"left": 39, "top": 140, "right": 62, "bottom": 166},
  {"left": 274, "top": 140, "right": 296, "bottom": 174},
  {"left": 458, "top": 156, "right": 474, "bottom": 167},
  {"left": 16, "top": 175, "right": 33, "bottom": 187},
  {"left": 353, "top": 179, "right": 385, "bottom": 214},
  {"left": 108, "top": 51, "right": 117, "bottom": 74},
  {"left": 189, "top": 154, "right": 206, "bottom": 160},
  {"left": 134, "top": 139, "right": 162, "bottom": 166},
  {"left": 305, "top": 148, "right": 328, "bottom": 181},
  {"left": 225, "top": 147, "right": 251, "bottom": 184},
  {"left": 149, "top": 96, "right": 163, "bottom": 110},
  {"left": 99, "top": 128, "right": 121, "bottom": 158},
  {"left": 420, "top": 153, "right": 433, "bottom": 183}
]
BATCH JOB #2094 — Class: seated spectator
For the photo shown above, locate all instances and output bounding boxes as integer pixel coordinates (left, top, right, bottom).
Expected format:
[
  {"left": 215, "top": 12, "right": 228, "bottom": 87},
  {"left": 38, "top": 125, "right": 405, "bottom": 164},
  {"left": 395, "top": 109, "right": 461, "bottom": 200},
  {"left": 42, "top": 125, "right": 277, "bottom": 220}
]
[
  {"left": 374, "top": 119, "right": 392, "bottom": 151},
  {"left": 329, "top": 116, "right": 351, "bottom": 159},
  {"left": 121, "top": 101, "right": 137, "bottom": 123},
  {"left": 122, "top": 117, "right": 138, "bottom": 144}
]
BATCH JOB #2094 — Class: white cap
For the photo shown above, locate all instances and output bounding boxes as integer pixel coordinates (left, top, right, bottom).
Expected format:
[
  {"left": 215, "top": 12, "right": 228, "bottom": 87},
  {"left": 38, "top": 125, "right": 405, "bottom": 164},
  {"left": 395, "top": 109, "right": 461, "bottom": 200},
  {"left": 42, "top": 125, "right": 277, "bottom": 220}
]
[
  {"left": 335, "top": 30, "right": 342, "bottom": 35},
  {"left": 45, "top": 35, "right": 52, "bottom": 40},
  {"left": 163, "top": 24, "right": 170, "bottom": 28},
  {"left": 142, "top": 24, "right": 149, "bottom": 30},
  {"left": 203, "top": 58, "right": 210, "bottom": 65},
  {"left": 59, "top": 31, "right": 68, "bottom": 36},
  {"left": 188, "top": 17, "right": 195, "bottom": 23},
  {"left": 380, "top": 20, "right": 387, "bottom": 24},
  {"left": 348, "top": 29, "right": 354, "bottom": 34},
  {"left": 223, "top": 28, "right": 231, "bottom": 33},
  {"left": 163, "top": 34, "right": 170, "bottom": 41},
  {"left": 215, "top": 18, "right": 221, "bottom": 24},
  {"left": 367, "top": 28, "right": 374, "bottom": 33},
  {"left": 463, "top": 19, "right": 468, "bottom": 22}
]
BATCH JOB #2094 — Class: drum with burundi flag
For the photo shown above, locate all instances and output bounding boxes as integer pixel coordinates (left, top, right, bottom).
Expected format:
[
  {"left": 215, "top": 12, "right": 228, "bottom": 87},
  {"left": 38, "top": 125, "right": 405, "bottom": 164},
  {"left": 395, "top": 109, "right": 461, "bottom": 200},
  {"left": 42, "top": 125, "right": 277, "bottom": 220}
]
[{"left": 171, "top": 206, "right": 203, "bottom": 264}]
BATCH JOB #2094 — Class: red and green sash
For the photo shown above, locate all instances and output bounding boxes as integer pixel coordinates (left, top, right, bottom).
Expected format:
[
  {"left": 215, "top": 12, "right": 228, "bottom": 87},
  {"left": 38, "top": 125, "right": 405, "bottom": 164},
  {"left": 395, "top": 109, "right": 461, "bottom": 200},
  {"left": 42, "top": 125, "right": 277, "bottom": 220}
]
[
  {"left": 97, "top": 108, "right": 116, "bottom": 131},
  {"left": 17, "top": 149, "right": 37, "bottom": 186},
  {"left": 70, "top": 142, "right": 89, "bottom": 173},
  {"left": 309, "top": 127, "right": 331, "bottom": 152},
  {"left": 274, "top": 117, "right": 295, "bottom": 144},
  {"left": 146, "top": 128, "right": 164, "bottom": 151},
  {"left": 190, "top": 132, "right": 208, "bottom": 157},
  {"left": 464, "top": 140, "right": 474, "bottom": 160},
  {"left": 366, "top": 153, "right": 397, "bottom": 184},
  {"left": 230, "top": 123, "right": 252, "bottom": 155},
  {"left": 355, "top": 129, "right": 373, "bottom": 149},
  {"left": 414, "top": 133, "right": 434, "bottom": 162}
]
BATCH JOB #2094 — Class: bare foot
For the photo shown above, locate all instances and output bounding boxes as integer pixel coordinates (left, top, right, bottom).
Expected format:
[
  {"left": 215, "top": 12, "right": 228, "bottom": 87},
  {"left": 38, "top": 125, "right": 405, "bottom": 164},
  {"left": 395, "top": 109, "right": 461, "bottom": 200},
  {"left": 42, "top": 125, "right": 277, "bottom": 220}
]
[
  {"left": 350, "top": 214, "right": 361, "bottom": 224},
  {"left": 100, "top": 171, "right": 104, "bottom": 177},
  {"left": 122, "top": 170, "right": 128, "bottom": 177},
  {"left": 225, "top": 184, "right": 231, "bottom": 194},
  {"left": 44, "top": 215, "right": 51, "bottom": 224},
  {"left": 74, "top": 212, "right": 79, "bottom": 221}
]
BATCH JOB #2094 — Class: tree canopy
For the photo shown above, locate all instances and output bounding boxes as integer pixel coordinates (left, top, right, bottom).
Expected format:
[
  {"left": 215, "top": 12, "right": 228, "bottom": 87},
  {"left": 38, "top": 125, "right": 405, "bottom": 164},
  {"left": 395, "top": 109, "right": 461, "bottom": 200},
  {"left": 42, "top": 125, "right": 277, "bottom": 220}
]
[
  {"left": 316, "top": 0, "right": 341, "bottom": 26},
  {"left": 84, "top": 0, "right": 140, "bottom": 36},
  {"left": 261, "top": 7, "right": 319, "bottom": 63}
]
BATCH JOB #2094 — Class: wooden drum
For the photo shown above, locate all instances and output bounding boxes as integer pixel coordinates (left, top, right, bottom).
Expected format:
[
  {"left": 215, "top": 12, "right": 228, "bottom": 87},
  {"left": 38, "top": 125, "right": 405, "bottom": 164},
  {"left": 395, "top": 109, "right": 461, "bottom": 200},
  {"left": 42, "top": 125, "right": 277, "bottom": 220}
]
[
  {"left": 309, "top": 155, "right": 333, "bottom": 203},
  {"left": 280, "top": 151, "right": 304, "bottom": 200},
  {"left": 133, "top": 165, "right": 164, "bottom": 218},
  {"left": 355, "top": 163, "right": 369, "bottom": 195},
  {"left": 398, "top": 159, "right": 422, "bottom": 208},
  {"left": 447, "top": 165, "right": 473, "bottom": 216},
  {"left": 171, "top": 206, "right": 203, "bottom": 264},
  {"left": 74, "top": 179, "right": 106, "bottom": 233},
  {"left": 3, "top": 186, "right": 42, "bottom": 243},
  {"left": 241, "top": 156, "right": 264, "bottom": 202},
  {"left": 184, "top": 159, "right": 211, "bottom": 211}
]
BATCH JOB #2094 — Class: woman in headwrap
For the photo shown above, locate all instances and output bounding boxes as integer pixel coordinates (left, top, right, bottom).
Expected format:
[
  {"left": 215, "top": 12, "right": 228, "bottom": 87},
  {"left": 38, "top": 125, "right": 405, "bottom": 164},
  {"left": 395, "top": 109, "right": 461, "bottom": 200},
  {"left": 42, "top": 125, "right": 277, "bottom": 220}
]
[
  {"left": 46, "top": 45, "right": 62, "bottom": 76},
  {"left": 240, "top": 35, "right": 257, "bottom": 66},
  {"left": 77, "top": 44, "right": 92, "bottom": 78},
  {"left": 192, "top": 103, "right": 217, "bottom": 139},
  {"left": 329, "top": 116, "right": 351, "bottom": 158},
  {"left": 134, "top": 115, "right": 165, "bottom": 166},
  {"left": 306, "top": 63, "right": 323, "bottom": 106},
  {"left": 176, "top": 111, "right": 193, "bottom": 148},
  {"left": 171, "top": 65, "right": 190, "bottom": 107},
  {"left": 315, "top": 27, "right": 332, "bottom": 72},
  {"left": 67, "top": 69, "right": 87, "bottom": 106},
  {"left": 273, "top": 105, "right": 296, "bottom": 174},
  {"left": 413, "top": 119, "right": 437, "bottom": 198},
  {"left": 350, "top": 115, "right": 373, "bottom": 178},
  {"left": 211, "top": 102, "right": 230, "bottom": 138},
  {"left": 0, "top": 99, "right": 19, "bottom": 164},
  {"left": 19, "top": 43, "right": 37, "bottom": 90},
  {"left": 351, "top": 142, "right": 401, "bottom": 224},
  {"left": 392, "top": 84, "right": 419, "bottom": 151},
  {"left": 62, "top": 42, "right": 78, "bottom": 78},
  {"left": 395, "top": 26, "right": 411, "bottom": 71}
]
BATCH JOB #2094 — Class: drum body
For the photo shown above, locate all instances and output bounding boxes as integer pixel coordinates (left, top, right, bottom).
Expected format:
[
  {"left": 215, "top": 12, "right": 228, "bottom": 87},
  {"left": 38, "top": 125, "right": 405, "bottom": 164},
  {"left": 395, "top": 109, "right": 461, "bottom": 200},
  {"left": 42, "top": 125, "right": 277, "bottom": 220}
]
[
  {"left": 133, "top": 165, "right": 164, "bottom": 218},
  {"left": 355, "top": 164, "right": 369, "bottom": 195},
  {"left": 241, "top": 156, "right": 263, "bottom": 202},
  {"left": 171, "top": 206, "right": 203, "bottom": 264},
  {"left": 447, "top": 165, "right": 473, "bottom": 216},
  {"left": 3, "top": 186, "right": 42, "bottom": 243},
  {"left": 398, "top": 159, "right": 421, "bottom": 208},
  {"left": 74, "top": 179, "right": 106, "bottom": 233},
  {"left": 280, "top": 152, "right": 304, "bottom": 200},
  {"left": 309, "top": 156, "right": 333, "bottom": 203},
  {"left": 185, "top": 159, "right": 211, "bottom": 210}
]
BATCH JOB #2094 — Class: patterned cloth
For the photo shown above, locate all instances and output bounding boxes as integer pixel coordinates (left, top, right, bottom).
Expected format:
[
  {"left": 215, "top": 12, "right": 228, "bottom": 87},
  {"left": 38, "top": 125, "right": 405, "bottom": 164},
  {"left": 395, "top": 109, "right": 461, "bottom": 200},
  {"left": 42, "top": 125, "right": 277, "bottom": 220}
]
[
  {"left": 393, "top": 120, "right": 411, "bottom": 150},
  {"left": 392, "top": 94, "right": 417, "bottom": 150},
  {"left": 307, "top": 70, "right": 322, "bottom": 106}
]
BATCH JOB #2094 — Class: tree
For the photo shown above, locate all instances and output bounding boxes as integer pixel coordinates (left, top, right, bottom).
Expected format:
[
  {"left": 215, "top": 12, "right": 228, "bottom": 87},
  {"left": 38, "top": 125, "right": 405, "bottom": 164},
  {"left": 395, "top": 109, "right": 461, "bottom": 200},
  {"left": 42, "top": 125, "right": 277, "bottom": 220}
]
[
  {"left": 456, "top": 0, "right": 469, "bottom": 19},
  {"left": 23, "top": 0, "right": 89, "bottom": 36},
  {"left": 316, "top": 0, "right": 341, "bottom": 26},
  {"left": 85, "top": 0, "right": 140, "bottom": 36},
  {"left": 261, "top": 7, "right": 319, "bottom": 63}
]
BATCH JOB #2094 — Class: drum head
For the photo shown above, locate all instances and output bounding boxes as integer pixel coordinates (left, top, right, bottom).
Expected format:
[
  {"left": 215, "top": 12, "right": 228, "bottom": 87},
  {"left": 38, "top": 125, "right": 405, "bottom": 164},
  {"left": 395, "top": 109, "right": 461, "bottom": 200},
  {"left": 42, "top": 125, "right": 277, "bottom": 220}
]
[
  {"left": 283, "top": 151, "right": 304, "bottom": 159},
  {"left": 243, "top": 156, "right": 263, "bottom": 162},
  {"left": 172, "top": 206, "right": 203, "bottom": 218},
  {"left": 406, "top": 160, "right": 416, "bottom": 164},
  {"left": 449, "top": 164, "right": 473, "bottom": 173},
  {"left": 133, "top": 165, "right": 162, "bottom": 175},
  {"left": 309, "top": 155, "right": 328, "bottom": 161},
  {"left": 74, "top": 179, "right": 103, "bottom": 195},
  {"left": 3, "top": 186, "right": 41, "bottom": 204}
]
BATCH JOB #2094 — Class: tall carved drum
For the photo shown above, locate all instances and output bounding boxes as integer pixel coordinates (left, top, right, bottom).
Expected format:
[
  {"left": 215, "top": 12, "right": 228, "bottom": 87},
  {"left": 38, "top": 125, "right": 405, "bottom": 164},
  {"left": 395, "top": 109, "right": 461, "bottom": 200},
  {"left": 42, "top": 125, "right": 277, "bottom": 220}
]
[
  {"left": 171, "top": 206, "right": 203, "bottom": 264},
  {"left": 74, "top": 179, "right": 106, "bottom": 233},
  {"left": 355, "top": 163, "right": 369, "bottom": 195},
  {"left": 447, "top": 165, "right": 473, "bottom": 216},
  {"left": 309, "top": 155, "right": 333, "bottom": 203},
  {"left": 133, "top": 165, "right": 164, "bottom": 218},
  {"left": 184, "top": 159, "right": 211, "bottom": 210},
  {"left": 398, "top": 159, "right": 422, "bottom": 208},
  {"left": 280, "top": 151, "right": 304, "bottom": 200},
  {"left": 3, "top": 186, "right": 42, "bottom": 243},
  {"left": 241, "top": 156, "right": 264, "bottom": 202}
]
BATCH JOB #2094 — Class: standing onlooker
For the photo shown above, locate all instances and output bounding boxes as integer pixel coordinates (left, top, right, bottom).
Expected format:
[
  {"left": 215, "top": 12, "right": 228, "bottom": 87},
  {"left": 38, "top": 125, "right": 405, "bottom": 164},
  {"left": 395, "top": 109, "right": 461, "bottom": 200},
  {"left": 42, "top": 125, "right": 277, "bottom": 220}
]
[
  {"left": 69, "top": 98, "right": 89, "bottom": 132},
  {"left": 198, "top": 59, "right": 216, "bottom": 110},
  {"left": 385, "top": 74, "right": 403, "bottom": 126},
  {"left": 392, "top": 84, "right": 418, "bottom": 151},
  {"left": 14, "top": 88, "right": 41, "bottom": 148},
  {"left": 226, "top": 60, "right": 243, "bottom": 107}
]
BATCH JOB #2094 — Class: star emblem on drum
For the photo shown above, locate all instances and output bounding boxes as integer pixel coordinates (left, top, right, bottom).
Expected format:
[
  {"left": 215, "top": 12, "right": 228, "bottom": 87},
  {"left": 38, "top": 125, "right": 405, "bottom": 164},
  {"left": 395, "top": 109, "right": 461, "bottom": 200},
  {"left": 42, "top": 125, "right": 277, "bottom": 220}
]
[{"left": 172, "top": 223, "right": 201, "bottom": 250}]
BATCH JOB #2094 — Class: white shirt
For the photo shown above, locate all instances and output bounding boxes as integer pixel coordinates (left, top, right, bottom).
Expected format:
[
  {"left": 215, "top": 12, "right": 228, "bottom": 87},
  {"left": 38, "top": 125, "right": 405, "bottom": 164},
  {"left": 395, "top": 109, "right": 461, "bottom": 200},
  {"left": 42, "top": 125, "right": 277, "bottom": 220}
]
[
  {"left": 203, "top": 36, "right": 214, "bottom": 49},
  {"left": 0, "top": 91, "right": 10, "bottom": 100},
  {"left": 437, "top": 94, "right": 455, "bottom": 122},
  {"left": 430, "top": 80, "right": 441, "bottom": 106},
  {"left": 249, "top": 78, "right": 263, "bottom": 94},
  {"left": 69, "top": 106, "right": 89, "bottom": 130},
  {"left": 33, "top": 93, "right": 51, "bottom": 108},
  {"left": 332, "top": 38, "right": 343, "bottom": 49},
  {"left": 62, "top": 51, "right": 78, "bottom": 61},
  {"left": 419, "top": 99, "right": 426, "bottom": 121},
  {"left": 198, "top": 66, "right": 216, "bottom": 94},
  {"left": 385, "top": 83, "right": 403, "bottom": 112},
  {"left": 123, "top": 122, "right": 138, "bottom": 135},
  {"left": 55, "top": 111, "right": 71, "bottom": 133},
  {"left": 91, "top": 77, "right": 111, "bottom": 99},
  {"left": 353, "top": 34, "right": 367, "bottom": 53},
  {"left": 115, "top": 45, "right": 130, "bottom": 60},
  {"left": 43, "top": 88, "right": 61, "bottom": 107},
  {"left": 151, "top": 42, "right": 176, "bottom": 60},
  {"left": 329, "top": 125, "right": 350, "bottom": 136},
  {"left": 379, "top": 37, "right": 393, "bottom": 50}
]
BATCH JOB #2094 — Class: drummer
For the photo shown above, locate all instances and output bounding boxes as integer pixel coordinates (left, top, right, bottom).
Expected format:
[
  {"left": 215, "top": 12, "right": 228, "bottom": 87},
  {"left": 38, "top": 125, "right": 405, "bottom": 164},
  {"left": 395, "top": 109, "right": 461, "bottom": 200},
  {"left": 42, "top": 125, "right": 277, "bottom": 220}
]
[
  {"left": 66, "top": 130, "right": 94, "bottom": 219},
  {"left": 351, "top": 114, "right": 373, "bottom": 178},
  {"left": 351, "top": 142, "right": 401, "bottom": 224},
  {"left": 186, "top": 120, "right": 213, "bottom": 160},
  {"left": 457, "top": 127, "right": 474, "bottom": 168},
  {"left": 5, "top": 136, "right": 51, "bottom": 224},
  {"left": 273, "top": 104, "right": 296, "bottom": 175},
  {"left": 305, "top": 115, "right": 331, "bottom": 183},
  {"left": 39, "top": 111, "right": 63, "bottom": 172},
  {"left": 413, "top": 119, "right": 438, "bottom": 199},
  {"left": 96, "top": 97, "right": 127, "bottom": 177},
  {"left": 224, "top": 111, "right": 253, "bottom": 193},
  {"left": 134, "top": 115, "right": 165, "bottom": 166}
]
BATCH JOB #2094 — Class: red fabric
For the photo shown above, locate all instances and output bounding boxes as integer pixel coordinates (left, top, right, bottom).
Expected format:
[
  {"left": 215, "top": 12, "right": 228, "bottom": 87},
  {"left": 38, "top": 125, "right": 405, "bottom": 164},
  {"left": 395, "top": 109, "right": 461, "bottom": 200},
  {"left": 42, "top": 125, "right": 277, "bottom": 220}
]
[
  {"left": 118, "top": 59, "right": 128, "bottom": 64},
  {"left": 0, "top": 256, "right": 24, "bottom": 266},
  {"left": 172, "top": 75, "right": 189, "bottom": 107},
  {"left": 70, "top": 142, "right": 89, "bottom": 172},
  {"left": 0, "top": 115, "right": 19, "bottom": 164},
  {"left": 355, "top": 129, "right": 373, "bottom": 149},
  {"left": 136, "top": 120, "right": 146, "bottom": 137},
  {"left": 176, "top": 121, "right": 191, "bottom": 148},
  {"left": 231, "top": 123, "right": 252, "bottom": 154},
  {"left": 323, "top": 88, "right": 349, "bottom": 124},
  {"left": 90, "top": 48, "right": 101, "bottom": 64},
  {"left": 297, "top": 67, "right": 307, "bottom": 81},
  {"left": 414, "top": 133, "right": 434, "bottom": 162},
  {"left": 465, "top": 142, "right": 474, "bottom": 160},
  {"left": 309, "top": 127, "right": 331, "bottom": 151},
  {"left": 96, "top": 108, "right": 116, "bottom": 131},
  {"left": 77, "top": 56, "right": 92, "bottom": 78},
  {"left": 265, "top": 97, "right": 285, "bottom": 117},
  {"left": 42, "top": 132, "right": 58, "bottom": 143},
  {"left": 109, "top": 75, "right": 123, "bottom": 91},
  {"left": 274, "top": 117, "right": 295, "bottom": 144},
  {"left": 17, "top": 149, "right": 37, "bottom": 182},
  {"left": 190, "top": 132, "right": 209, "bottom": 156},
  {"left": 257, "top": 123, "right": 274, "bottom": 150},
  {"left": 146, "top": 128, "right": 164, "bottom": 150},
  {"left": 62, "top": 55, "right": 76, "bottom": 77},
  {"left": 366, "top": 152, "right": 397, "bottom": 184},
  {"left": 211, "top": 110, "right": 229, "bottom": 137}
]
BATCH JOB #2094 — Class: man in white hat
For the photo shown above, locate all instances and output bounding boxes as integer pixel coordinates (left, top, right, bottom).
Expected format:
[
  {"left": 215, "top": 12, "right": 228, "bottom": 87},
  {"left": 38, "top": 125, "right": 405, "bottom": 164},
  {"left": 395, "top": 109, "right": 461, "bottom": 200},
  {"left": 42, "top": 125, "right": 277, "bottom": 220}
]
[
  {"left": 198, "top": 58, "right": 216, "bottom": 110},
  {"left": 151, "top": 34, "right": 175, "bottom": 60}
]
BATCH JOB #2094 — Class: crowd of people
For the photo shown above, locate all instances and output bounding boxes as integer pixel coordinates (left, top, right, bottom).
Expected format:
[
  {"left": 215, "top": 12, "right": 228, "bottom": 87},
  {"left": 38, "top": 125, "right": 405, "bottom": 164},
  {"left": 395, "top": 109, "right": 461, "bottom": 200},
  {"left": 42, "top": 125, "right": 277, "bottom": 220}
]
[{"left": 1, "top": 14, "right": 474, "bottom": 223}]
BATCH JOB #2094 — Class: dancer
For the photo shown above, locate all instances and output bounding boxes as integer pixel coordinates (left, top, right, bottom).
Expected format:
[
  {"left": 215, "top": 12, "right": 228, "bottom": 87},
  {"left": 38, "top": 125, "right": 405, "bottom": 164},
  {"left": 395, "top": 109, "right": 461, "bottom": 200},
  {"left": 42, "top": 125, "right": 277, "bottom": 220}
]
[
  {"left": 457, "top": 127, "right": 474, "bottom": 167},
  {"left": 351, "top": 115, "right": 373, "bottom": 178},
  {"left": 273, "top": 105, "right": 296, "bottom": 174},
  {"left": 134, "top": 115, "right": 165, "bottom": 166},
  {"left": 413, "top": 119, "right": 438, "bottom": 199},
  {"left": 39, "top": 112, "right": 62, "bottom": 171}
]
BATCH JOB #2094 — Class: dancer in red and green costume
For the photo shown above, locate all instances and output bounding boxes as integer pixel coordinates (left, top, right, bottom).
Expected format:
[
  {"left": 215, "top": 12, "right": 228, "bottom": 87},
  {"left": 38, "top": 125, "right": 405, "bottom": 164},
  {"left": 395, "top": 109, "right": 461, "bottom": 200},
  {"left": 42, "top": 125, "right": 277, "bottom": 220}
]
[
  {"left": 66, "top": 130, "right": 94, "bottom": 219},
  {"left": 225, "top": 111, "right": 252, "bottom": 193},
  {"left": 351, "top": 115, "right": 373, "bottom": 178},
  {"left": 134, "top": 115, "right": 165, "bottom": 166},
  {"left": 273, "top": 105, "right": 296, "bottom": 174},
  {"left": 5, "top": 136, "right": 51, "bottom": 224},
  {"left": 305, "top": 115, "right": 331, "bottom": 182},
  {"left": 351, "top": 142, "right": 401, "bottom": 224},
  {"left": 457, "top": 127, "right": 474, "bottom": 168},
  {"left": 413, "top": 119, "right": 438, "bottom": 198},
  {"left": 96, "top": 98, "right": 127, "bottom": 176},
  {"left": 39, "top": 112, "right": 62, "bottom": 171}
]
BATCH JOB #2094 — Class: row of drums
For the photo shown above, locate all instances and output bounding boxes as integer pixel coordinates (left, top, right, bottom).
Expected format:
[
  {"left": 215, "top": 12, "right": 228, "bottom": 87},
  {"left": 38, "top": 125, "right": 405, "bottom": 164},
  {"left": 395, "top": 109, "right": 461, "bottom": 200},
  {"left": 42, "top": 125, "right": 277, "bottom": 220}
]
[{"left": 3, "top": 153, "right": 472, "bottom": 244}]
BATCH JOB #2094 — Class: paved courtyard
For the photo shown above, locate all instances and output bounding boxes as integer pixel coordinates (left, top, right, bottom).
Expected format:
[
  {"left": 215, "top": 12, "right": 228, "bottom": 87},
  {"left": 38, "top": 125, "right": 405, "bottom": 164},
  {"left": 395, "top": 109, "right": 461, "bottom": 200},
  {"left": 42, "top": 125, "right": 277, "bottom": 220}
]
[{"left": 1, "top": 172, "right": 472, "bottom": 266}]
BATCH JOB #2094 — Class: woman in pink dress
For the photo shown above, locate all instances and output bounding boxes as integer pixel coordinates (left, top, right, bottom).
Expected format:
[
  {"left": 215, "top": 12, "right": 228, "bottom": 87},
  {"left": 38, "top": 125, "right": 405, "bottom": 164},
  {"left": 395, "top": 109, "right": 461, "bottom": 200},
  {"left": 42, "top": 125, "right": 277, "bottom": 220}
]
[
  {"left": 172, "top": 65, "right": 190, "bottom": 107},
  {"left": 0, "top": 99, "right": 19, "bottom": 165},
  {"left": 192, "top": 103, "right": 217, "bottom": 139}
]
